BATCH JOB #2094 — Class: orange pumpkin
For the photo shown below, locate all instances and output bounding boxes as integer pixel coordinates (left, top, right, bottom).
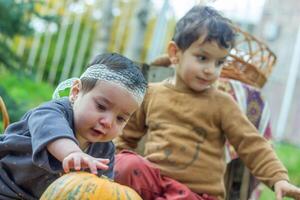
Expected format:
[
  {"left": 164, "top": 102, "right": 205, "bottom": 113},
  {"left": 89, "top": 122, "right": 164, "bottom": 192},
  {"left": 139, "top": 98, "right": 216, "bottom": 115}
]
[{"left": 40, "top": 172, "right": 142, "bottom": 200}]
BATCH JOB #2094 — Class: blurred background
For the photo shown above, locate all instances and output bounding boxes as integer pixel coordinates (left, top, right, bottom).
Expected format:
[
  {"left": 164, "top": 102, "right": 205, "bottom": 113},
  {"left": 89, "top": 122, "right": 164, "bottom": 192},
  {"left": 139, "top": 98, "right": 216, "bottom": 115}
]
[{"left": 0, "top": 0, "right": 299, "bottom": 199}]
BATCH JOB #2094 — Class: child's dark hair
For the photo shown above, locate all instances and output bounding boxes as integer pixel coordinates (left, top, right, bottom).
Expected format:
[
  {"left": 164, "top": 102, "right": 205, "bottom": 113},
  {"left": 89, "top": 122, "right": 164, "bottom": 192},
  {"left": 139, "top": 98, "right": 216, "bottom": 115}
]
[
  {"left": 80, "top": 53, "right": 147, "bottom": 94},
  {"left": 172, "top": 5, "right": 236, "bottom": 51}
]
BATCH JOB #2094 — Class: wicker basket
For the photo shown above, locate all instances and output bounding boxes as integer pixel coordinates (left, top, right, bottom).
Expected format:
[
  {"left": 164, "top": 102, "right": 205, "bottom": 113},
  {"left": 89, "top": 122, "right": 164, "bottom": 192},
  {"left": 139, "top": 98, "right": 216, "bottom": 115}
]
[{"left": 221, "top": 26, "right": 276, "bottom": 88}]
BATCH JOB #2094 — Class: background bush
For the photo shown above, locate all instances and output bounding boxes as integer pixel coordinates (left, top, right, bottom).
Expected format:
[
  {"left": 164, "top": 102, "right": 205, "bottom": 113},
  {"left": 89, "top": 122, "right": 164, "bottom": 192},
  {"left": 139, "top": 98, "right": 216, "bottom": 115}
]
[{"left": 0, "top": 70, "right": 54, "bottom": 132}]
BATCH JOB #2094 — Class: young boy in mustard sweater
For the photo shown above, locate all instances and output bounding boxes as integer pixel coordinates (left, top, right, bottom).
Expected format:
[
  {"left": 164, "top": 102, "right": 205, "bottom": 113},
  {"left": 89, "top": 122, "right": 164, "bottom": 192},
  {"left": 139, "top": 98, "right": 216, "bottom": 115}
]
[{"left": 114, "top": 5, "right": 300, "bottom": 200}]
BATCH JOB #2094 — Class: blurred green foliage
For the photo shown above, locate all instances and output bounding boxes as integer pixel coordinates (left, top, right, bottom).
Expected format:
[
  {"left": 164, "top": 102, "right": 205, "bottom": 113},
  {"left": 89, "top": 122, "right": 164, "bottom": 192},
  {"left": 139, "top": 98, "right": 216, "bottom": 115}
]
[
  {"left": 0, "top": 0, "right": 57, "bottom": 71},
  {"left": 0, "top": 0, "right": 35, "bottom": 37},
  {"left": 0, "top": 70, "right": 54, "bottom": 128}
]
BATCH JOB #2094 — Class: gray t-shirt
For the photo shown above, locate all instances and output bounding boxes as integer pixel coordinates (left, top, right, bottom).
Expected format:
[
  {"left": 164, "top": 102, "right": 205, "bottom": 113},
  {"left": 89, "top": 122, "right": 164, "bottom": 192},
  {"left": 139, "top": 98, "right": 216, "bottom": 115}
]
[{"left": 0, "top": 97, "right": 115, "bottom": 200}]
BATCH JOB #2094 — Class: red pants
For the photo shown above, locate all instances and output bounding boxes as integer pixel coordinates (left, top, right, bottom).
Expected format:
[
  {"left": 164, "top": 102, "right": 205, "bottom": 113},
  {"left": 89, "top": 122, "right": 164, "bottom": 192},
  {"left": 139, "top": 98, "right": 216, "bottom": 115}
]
[{"left": 114, "top": 150, "right": 217, "bottom": 200}]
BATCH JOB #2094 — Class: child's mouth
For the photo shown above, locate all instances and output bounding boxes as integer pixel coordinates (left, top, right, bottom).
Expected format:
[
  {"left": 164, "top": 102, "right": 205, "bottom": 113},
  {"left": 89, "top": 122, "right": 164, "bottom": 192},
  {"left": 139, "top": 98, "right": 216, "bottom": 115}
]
[
  {"left": 196, "top": 77, "right": 210, "bottom": 84},
  {"left": 91, "top": 128, "right": 104, "bottom": 136}
]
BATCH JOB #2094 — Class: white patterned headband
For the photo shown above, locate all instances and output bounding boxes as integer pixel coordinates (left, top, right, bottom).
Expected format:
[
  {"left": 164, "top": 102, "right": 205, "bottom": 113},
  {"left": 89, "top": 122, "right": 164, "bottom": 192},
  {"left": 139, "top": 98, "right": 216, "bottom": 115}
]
[{"left": 52, "top": 64, "right": 146, "bottom": 104}]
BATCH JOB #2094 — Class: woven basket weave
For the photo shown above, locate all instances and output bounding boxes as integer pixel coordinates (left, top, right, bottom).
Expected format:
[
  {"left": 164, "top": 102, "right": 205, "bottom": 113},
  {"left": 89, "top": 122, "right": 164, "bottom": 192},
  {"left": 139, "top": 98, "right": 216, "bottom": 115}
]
[{"left": 221, "top": 26, "right": 276, "bottom": 88}]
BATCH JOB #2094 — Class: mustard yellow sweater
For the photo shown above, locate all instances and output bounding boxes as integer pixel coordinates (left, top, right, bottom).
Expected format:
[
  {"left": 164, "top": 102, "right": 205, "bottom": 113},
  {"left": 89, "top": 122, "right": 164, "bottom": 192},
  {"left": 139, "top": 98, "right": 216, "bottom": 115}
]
[{"left": 114, "top": 81, "right": 288, "bottom": 199}]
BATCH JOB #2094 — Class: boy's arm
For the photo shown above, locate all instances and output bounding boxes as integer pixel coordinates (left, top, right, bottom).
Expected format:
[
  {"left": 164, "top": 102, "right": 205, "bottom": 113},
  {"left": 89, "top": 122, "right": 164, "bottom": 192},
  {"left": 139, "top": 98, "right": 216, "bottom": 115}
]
[
  {"left": 47, "top": 138, "right": 109, "bottom": 174},
  {"left": 220, "top": 94, "right": 289, "bottom": 188}
]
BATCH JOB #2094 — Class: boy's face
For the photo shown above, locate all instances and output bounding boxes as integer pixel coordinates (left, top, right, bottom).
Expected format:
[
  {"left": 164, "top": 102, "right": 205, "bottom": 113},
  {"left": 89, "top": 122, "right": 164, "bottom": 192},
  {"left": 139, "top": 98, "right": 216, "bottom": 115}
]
[
  {"left": 70, "top": 80, "right": 139, "bottom": 147},
  {"left": 172, "top": 38, "right": 229, "bottom": 92}
]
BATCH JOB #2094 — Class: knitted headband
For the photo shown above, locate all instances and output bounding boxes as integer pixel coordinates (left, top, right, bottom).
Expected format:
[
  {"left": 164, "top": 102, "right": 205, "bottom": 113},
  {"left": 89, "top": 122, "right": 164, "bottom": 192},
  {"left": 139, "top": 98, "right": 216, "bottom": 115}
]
[{"left": 52, "top": 64, "right": 146, "bottom": 104}]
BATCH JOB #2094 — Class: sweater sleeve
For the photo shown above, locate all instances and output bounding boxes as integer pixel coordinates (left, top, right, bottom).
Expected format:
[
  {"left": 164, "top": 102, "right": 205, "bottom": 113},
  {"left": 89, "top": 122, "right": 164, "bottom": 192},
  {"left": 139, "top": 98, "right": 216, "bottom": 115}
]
[
  {"left": 113, "top": 88, "right": 149, "bottom": 153},
  {"left": 219, "top": 93, "right": 289, "bottom": 188}
]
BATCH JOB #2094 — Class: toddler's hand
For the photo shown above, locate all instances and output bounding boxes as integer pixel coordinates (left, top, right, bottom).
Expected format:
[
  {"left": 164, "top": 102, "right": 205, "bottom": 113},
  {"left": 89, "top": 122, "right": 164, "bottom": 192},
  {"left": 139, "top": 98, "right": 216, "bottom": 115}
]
[
  {"left": 62, "top": 151, "right": 110, "bottom": 174},
  {"left": 274, "top": 180, "right": 300, "bottom": 200}
]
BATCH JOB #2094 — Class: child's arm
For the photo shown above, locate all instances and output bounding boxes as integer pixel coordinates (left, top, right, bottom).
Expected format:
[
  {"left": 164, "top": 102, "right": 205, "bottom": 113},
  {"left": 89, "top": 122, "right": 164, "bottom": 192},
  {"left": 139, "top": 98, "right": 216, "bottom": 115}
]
[
  {"left": 47, "top": 138, "right": 109, "bottom": 174},
  {"left": 220, "top": 94, "right": 290, "bottom": 187},
  {"left": 274, "top": 180, "right": 300, "bottom": 200}
]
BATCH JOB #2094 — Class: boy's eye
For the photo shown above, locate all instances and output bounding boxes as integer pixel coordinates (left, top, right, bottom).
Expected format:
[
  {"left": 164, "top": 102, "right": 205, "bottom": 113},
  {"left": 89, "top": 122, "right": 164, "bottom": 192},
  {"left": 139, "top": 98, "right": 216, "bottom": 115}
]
[
  {"left": 217, "top": 60, "right": 225, "bottom": 66},
  {"left": 197, "top": 55, "right": 206, "bottom": 61}
]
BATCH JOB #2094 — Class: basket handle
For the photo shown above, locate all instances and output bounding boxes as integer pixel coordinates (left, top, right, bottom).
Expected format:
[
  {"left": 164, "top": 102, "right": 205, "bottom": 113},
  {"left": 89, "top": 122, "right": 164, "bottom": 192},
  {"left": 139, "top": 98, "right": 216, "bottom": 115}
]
[{"left": 0, "top": 96, "right": 10, "bottom": 130}]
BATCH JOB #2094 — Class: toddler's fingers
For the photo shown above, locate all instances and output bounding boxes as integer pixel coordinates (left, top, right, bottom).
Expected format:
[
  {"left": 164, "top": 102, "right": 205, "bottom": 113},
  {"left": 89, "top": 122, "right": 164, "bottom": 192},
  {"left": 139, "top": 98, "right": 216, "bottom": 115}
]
[
  {"left": 82, "top": 157, "right": 98, "bottom": 174},
  {"left": 97, "top": 158, "right": 110, "bottom": 164},
  {"left": 95, "top": 160, "right": 109, "bottom": 170},
  {"left": 73, "top": 156, "right": 81, "bottom": 171},
  {"left": 62, "top": 157, "right": 71, "bottom": 173}
]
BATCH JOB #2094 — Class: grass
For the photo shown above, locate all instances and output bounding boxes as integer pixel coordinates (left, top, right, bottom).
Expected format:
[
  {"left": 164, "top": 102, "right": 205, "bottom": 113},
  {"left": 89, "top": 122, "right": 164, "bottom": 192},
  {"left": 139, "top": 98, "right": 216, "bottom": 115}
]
[{"left": 259, "top": 142, "right": 300, "bottom": 200}]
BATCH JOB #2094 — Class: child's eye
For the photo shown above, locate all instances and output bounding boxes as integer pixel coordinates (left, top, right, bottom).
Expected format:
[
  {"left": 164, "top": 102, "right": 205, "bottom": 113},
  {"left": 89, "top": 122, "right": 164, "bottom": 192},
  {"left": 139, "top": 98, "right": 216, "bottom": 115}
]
[
  {"left": 217, "top": 60, "right": 225, "bottom": 66},
  {"left": 197, "top": 56, "right": 206, "bottom": 61},
  {"left": 116, "top": 116, "right": 126, "bottom": 123},
  {"left": 97, "top": 103, "right": 106, "bottom": 111}
]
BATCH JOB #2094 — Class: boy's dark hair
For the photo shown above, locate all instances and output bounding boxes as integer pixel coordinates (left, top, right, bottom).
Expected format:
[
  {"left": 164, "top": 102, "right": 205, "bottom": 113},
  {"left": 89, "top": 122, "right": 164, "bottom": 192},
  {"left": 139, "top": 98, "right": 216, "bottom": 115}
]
[
  {"left": 172, "top": 5, "right": 236, "bottom": 51},
  {"left": 80, "top": 53, "right": 147, "bottom": 94}
]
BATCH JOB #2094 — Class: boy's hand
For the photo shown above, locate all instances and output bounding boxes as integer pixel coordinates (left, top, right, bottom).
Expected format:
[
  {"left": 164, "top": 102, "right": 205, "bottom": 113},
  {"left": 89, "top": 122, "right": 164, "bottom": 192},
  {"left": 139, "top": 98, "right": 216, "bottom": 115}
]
[
  {"left": 62, "top": 151, "right": 110, "bottom": 174},
  {"left": 274, "top": 180, "right": 300, "bottom": 200}
]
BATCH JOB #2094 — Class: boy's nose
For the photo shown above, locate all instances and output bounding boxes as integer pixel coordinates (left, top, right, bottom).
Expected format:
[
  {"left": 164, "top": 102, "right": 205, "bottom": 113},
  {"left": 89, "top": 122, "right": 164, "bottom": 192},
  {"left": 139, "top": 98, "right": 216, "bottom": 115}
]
[{"left": 203, "top": 65, "right": 215, "bottom": 74}]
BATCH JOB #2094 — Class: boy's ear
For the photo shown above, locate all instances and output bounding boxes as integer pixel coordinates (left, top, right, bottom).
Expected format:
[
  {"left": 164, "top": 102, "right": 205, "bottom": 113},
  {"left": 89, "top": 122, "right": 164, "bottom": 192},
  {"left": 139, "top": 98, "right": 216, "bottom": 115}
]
[
  {"left": 167, "top": 41, "right": 180, "bottom": 64},
  {"left": 69, "top": 79, "right": 81, "bottom": 102}
]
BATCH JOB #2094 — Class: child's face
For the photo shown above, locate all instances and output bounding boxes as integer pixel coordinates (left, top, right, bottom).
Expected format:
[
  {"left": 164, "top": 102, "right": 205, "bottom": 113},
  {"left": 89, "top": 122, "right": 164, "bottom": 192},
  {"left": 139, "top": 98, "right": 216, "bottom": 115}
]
[
  {"left": 70, "top": 80, "right": 139, "bottom": 147},
  {"left": 174, "top": 38, "right": 229, "bottom": 92}
]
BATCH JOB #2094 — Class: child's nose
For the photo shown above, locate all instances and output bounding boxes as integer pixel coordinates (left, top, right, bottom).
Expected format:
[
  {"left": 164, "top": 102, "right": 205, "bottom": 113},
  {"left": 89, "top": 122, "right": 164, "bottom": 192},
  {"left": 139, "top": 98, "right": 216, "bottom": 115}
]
[
  {"left": 99, "top": 115, "right": 114, "bottom": 129},
  {"left": 203, "top": 64, "right": 215, "bottom": 74}
]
